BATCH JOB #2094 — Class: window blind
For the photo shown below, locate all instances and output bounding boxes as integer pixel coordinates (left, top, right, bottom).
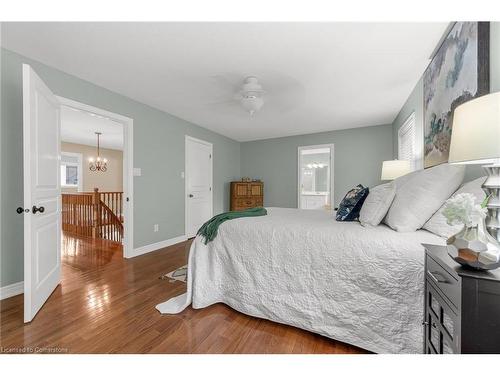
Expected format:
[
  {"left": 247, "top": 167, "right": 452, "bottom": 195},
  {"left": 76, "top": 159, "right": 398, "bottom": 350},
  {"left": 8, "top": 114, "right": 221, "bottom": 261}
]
[{"left": 398, "top": 112, "right": 416, "bottom": 168}]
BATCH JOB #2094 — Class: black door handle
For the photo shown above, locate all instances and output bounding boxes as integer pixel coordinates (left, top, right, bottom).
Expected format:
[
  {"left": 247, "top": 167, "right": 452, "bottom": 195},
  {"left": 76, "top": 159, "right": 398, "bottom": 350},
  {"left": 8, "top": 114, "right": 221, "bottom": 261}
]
[
  {"left": 16, "top": 207, "right": 29, "bottom": 214},
  {"left": 188, "top": 194, "right": 194, "bottom": 198},
  {"left": 32, "top": 205, "right": 45, "bottom": 214}
]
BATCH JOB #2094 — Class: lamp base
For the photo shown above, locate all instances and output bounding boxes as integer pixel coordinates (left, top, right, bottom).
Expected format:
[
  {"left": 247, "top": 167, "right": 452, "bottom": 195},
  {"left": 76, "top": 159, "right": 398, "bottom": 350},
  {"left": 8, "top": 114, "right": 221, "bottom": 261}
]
[{"left": 482, "top": 164, "right": 500, "bottom": 242}]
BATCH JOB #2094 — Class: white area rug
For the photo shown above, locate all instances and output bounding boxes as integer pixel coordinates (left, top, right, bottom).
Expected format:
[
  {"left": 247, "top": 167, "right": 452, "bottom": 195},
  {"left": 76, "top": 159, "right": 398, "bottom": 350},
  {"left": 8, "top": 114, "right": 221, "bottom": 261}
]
[{"left": 160, "top": 265, "right": 187, "bottom": 283}]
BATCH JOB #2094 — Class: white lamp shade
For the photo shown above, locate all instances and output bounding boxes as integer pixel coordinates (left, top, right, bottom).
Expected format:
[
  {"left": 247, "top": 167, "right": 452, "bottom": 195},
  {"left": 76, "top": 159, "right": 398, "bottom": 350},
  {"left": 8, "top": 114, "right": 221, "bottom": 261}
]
[
  {"left": 381, "top": 160, "right": 411, "bottom": 180},
  {"left": 449, "top": 92, "right": 500, "bottom": 164}
]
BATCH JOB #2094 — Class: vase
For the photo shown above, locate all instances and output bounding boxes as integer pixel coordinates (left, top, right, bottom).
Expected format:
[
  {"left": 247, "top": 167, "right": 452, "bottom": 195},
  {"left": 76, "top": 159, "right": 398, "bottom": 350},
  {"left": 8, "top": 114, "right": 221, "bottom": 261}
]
[{"left": 447, "top": 218, "right": 500, "bottom": 270}]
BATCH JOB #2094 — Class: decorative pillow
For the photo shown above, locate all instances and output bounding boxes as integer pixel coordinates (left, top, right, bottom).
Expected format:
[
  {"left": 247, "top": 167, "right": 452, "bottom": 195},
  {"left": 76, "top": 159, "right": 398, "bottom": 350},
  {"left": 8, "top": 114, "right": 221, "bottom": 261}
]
[
  {"left": 359, "top": 182, "right": 396, "bottom": 227},
  {"left": 423, "top": 176, "right": 486, "bottom": 238},
  {"left": 384, "top": 164, "right": 465, "bottom": 232},
  {"left": 336, "top": 184, "right": 369, "bottom": 221}
]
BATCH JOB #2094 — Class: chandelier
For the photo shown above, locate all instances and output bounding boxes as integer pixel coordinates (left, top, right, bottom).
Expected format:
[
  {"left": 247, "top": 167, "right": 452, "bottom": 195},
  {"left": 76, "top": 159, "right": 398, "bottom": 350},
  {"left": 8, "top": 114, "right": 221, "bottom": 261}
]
[{"left": 88, "top": 132, "right": 107, "bottom": 172}]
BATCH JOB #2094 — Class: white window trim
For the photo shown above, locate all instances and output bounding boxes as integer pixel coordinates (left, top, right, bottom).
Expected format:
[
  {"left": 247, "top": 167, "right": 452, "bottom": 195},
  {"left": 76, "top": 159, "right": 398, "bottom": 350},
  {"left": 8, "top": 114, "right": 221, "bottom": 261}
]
[
  {"left": 60, "top": 151, "right": 83, "bottom": 191},
  {"left": 398, "top": 112, "right": 417, "bottom": 170}
]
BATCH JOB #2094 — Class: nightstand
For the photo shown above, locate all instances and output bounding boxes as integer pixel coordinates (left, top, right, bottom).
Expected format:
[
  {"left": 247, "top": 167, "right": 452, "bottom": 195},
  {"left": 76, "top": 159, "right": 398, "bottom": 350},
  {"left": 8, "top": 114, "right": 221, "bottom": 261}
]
[{"left": 422, "top": 244, "right": 500, "bottom": 354}]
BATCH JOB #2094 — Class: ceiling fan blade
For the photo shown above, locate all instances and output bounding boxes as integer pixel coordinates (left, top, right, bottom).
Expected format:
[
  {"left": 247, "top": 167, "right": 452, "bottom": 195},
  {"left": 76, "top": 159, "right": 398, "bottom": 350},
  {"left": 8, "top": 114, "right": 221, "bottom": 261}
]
[{"left": 209, "top": 74, "right": 237, "bottom": 92}]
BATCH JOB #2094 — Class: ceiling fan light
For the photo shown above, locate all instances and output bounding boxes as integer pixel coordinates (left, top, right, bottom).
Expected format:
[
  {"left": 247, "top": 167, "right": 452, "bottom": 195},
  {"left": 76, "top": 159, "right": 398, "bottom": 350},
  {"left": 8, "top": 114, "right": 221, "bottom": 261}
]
[{"left": 241, "top": 96, "right": 264, "bottom": 115}]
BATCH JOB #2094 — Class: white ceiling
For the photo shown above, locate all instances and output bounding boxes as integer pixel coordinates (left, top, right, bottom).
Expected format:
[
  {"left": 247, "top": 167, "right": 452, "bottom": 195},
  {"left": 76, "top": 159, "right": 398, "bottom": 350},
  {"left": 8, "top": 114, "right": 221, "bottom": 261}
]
[
  {"left": 61, "top": 106, "right": 123, "bottom": 150},
  {"left": 2, "top": 22, "right": 449, "bottom": 141}
]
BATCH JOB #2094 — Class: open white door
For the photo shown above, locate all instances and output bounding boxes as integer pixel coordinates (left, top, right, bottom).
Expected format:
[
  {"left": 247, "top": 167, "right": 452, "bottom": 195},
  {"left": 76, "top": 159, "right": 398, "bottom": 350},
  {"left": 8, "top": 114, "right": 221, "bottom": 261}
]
[
  {"left": 22, "top": 64, "right": 61, "bottom": 323},
  {"left": 185, "top": 136, "right": 213, "bottom": 238}
]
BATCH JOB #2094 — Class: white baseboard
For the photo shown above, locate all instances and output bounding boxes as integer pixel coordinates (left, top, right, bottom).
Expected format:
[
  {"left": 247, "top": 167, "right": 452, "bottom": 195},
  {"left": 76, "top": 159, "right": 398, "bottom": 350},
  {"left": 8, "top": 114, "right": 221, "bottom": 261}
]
[
  {"left": 0, "top": 281, "right": 24, "bottom": 300},
  {"left": 129, "top": 234, "right": 188, "bottom": 258}
]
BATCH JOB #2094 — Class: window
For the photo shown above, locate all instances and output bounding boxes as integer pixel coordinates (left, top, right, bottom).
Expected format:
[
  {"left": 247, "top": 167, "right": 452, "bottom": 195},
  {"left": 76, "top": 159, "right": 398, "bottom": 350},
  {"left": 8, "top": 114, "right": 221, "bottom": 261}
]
[
  {"left": 61, "top": 164, "right": 78, "bottom": 186},
  {"left": 60, "top": 152, "right": 83, "bottom": 190},
  {"left": 398, "top": 112, "right": 416, "bottom": 169}
]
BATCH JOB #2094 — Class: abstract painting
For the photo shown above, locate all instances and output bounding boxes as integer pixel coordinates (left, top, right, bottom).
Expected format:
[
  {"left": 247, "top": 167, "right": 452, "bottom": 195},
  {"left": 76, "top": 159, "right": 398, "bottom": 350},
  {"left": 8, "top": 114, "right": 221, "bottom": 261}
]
[{"left": 423, "top": 22, "right": 489, "bottom": 168}]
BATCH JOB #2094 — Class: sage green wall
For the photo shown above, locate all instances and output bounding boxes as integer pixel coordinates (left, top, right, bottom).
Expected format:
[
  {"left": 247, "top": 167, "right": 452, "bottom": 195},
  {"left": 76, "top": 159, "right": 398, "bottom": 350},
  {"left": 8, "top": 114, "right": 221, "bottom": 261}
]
[
  {"left": 240, "top": 124, "right": 394, "bottom": 208},
  {"left": 0, "top": 47, "right": 240, "bottom": 287},
  {"left": 392, "top": 22, "right": 500, "bottom": 182}
]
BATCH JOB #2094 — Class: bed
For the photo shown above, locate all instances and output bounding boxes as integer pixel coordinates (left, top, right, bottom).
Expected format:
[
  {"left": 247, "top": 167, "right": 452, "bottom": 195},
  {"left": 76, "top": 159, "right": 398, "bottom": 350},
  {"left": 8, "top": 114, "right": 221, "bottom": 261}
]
[{"left": 157, "top": 207, "right": 445, "bottom": 353}]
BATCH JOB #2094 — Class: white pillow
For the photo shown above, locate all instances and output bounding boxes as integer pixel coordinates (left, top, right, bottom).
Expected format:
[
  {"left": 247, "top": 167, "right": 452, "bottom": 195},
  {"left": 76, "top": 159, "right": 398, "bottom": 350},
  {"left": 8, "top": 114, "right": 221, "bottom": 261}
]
[
  {"left": 359, "top": 183, "right": 396, "bottom": 227},
  {"left": 423, "top": 176, "right": 486, "bottom": 238},
  {"left": 384, "top": 164, "right": 465, "bottom": 232}
]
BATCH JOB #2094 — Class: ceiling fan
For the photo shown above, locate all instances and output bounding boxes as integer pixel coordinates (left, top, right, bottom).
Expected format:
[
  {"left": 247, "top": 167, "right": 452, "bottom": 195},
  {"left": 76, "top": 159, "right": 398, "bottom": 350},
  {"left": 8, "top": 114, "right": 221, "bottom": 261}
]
[
  {"left": 207, "top": 73, "right": 304, "bottom": 116},
  {"left": 238, "top": 76, "right": 265, "bottom": 115}
]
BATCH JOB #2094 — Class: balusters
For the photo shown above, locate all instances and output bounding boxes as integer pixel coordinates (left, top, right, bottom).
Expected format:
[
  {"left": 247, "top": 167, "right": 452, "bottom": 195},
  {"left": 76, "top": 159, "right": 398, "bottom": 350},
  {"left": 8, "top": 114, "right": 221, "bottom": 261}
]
[{"left": 61, "top": 190, "right": 123, "bottom": 243}]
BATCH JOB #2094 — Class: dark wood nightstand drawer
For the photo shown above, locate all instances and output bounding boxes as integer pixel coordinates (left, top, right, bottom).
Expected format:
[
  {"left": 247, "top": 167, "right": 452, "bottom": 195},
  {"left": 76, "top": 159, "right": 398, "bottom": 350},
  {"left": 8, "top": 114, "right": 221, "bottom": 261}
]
[
  {"left": 423, "top": 243, "right": 500, "bottom": 354},
  {"left": 426, "top": 255, "right": 460, "bottom": 310}
]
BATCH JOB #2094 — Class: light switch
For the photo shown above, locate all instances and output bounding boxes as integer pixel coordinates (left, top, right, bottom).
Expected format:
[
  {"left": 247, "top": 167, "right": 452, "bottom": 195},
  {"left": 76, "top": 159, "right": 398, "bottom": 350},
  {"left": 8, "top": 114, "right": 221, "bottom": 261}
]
[
  {"left": 181, "top": 171, "right": 185, "bottom": 179},
  {"left": 133, "top": 168, "right": 142, "bottom": 176}
]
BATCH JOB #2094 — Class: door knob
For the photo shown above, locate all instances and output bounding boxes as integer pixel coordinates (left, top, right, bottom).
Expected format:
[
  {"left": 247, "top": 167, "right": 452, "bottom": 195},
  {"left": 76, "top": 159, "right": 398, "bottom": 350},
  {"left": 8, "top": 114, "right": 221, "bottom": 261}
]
[
  {"left": 32, "top": 205, "right": 45, "bottom": 214},
  {"left": 188, "top": 194, "right": 194, "bottom": 198},
  {"left": 16, "top": 207, "right": 29, "bottom": 214}
]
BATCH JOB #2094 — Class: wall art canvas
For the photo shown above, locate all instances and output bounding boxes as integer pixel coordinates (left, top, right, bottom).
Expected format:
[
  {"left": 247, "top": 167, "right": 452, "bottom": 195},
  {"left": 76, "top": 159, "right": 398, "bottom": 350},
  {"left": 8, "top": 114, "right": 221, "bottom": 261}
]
[{"left": 423, "top": 22, "right": 489, "bottom": 168}]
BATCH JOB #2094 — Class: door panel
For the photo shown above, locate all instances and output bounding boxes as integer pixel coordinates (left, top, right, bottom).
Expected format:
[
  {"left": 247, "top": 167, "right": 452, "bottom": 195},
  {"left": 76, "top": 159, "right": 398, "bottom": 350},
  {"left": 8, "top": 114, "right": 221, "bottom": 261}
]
[
  {"left": 235, "top": 183, "right": 248, "bottom": 197},
  {"left": 36, "top": 221, "right": 59, "bottom": 283},
  {"left": 35, "top": 92, "right": 59, "bottom": 188},
  {"left": 250, "top": 183, "right": 262, "bottom": 196},
  {"left": 23, "top": 64, "right": 61, "bottom": 323},
  {"left": 186, "top": 137, "right": 213, "bottom": 238}
]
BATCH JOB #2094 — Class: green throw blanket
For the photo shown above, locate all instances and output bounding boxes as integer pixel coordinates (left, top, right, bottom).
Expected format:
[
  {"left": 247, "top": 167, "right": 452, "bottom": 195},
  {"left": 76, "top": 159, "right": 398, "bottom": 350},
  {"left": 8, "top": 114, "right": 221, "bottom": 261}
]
[{"left": 197, "top": 207, "right": 267, "bottom": 244}]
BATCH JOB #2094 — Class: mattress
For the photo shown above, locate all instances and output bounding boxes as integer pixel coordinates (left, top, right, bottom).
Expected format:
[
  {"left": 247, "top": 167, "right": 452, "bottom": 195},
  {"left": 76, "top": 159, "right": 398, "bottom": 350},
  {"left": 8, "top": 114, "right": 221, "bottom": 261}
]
[{"left": 157, "top": 207, "right": 445, "bottom": 353}]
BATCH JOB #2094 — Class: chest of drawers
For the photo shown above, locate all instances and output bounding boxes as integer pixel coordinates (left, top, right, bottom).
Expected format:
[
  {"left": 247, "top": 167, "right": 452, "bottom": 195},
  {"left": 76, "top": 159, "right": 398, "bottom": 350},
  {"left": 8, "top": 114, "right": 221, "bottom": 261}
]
[
  {"left": 423, "top": 244, "right": 500, "bottom": 354},
  {"left": 230, "top": 181, "right": 264, "bottom": 211}
]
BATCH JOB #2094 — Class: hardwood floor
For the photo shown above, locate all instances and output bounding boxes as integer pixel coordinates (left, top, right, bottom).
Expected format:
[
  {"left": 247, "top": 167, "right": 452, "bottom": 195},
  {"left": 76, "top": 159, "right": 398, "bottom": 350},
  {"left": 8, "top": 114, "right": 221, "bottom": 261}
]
[{"left": 0, "top": 232, "right": 367, "bottom": 354}]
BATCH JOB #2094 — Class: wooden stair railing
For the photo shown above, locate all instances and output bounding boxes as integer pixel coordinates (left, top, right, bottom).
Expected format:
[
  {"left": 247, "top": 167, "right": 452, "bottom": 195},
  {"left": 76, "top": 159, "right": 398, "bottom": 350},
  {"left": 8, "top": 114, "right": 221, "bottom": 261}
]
[
  {"left": 62, "top": 188, "right": 124, "bottom": 243},
  {"left": 62, "top": 193, "right": 94, "bottom": 237},
  {"left": 97, "top": 191, "right": 123, "bottom": 222},
  {"left": 98, "top": 200, "right": 124, "bottom": 243}
]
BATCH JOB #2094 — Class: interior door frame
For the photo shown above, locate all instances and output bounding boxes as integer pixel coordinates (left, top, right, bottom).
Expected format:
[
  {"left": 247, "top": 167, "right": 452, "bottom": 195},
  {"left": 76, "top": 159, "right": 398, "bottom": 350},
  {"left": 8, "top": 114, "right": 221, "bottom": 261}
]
[
  {"left": 56, "top": 96, "right": 134, "bottom": 258},
  {"left": 185, "top": 135, "right": 213, "bottom": 237},
  {"left": 297, "top": 143, "right": 335, "bottom": 209}
]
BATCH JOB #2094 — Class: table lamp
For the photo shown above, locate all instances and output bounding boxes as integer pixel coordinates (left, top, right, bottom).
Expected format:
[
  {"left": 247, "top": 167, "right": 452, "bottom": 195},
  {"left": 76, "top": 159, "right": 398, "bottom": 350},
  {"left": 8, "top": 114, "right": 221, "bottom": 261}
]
[
  {"left": 381, "top": 160, "right": 411, "bottom": 181},
  {"left": 449, "top": 91, "right": 500, "bottom": 242}
]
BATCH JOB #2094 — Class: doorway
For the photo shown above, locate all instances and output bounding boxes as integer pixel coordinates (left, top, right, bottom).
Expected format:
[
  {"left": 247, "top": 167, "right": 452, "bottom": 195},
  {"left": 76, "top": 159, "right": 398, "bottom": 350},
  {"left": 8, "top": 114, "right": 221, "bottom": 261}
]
[
  {"left": 185, "top": 136, "right": 213, "bottom": 238},
  {"left": 57, "top": 97, "right": 134, "bottom": 258},
  {"left": 297, "top": 144, "right": 334, "bottom": 210}
]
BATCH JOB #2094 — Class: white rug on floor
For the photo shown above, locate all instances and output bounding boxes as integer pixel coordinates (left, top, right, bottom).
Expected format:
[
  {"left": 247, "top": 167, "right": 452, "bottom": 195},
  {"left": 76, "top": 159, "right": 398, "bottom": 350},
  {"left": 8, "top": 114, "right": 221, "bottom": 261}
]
[{"left": 160, "top": 265, "right": 187, "bottom": 283}]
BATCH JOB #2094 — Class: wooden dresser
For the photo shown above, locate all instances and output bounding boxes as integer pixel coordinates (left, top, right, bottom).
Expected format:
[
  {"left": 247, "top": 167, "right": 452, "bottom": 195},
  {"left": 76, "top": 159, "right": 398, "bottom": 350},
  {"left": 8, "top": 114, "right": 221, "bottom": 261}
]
[
  {"left": 230, "top": 181, "right": 264, "bottom": 211},
  {"left": 422, "top": 244, "right": 500, "bottom": 354}
]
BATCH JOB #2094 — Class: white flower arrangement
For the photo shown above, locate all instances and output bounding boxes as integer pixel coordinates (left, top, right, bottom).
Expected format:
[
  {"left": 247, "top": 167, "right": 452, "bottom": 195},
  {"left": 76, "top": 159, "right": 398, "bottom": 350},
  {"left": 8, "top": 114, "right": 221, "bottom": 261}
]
[{"left": 442, "top": 193, "right": 487, "bottom": 228}]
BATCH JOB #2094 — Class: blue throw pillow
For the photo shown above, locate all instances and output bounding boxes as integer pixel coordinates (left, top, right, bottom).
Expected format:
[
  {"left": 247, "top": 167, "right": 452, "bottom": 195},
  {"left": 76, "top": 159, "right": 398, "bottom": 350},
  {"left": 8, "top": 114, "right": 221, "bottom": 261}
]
[{"left": 336, "top": 184, "right": 369, "bottom": 221}]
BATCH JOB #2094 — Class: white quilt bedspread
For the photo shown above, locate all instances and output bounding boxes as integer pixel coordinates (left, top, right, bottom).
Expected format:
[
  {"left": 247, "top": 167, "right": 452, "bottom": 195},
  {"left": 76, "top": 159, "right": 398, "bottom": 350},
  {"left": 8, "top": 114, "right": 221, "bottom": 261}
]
[{"left": 156, "top": 207, "right": 445, "bottom": 353}]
